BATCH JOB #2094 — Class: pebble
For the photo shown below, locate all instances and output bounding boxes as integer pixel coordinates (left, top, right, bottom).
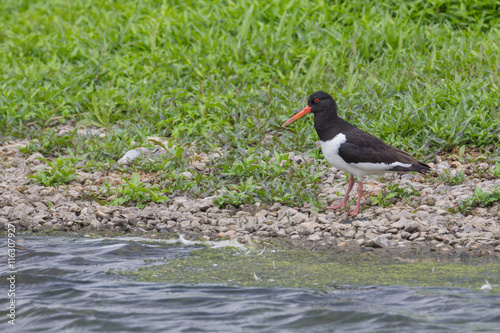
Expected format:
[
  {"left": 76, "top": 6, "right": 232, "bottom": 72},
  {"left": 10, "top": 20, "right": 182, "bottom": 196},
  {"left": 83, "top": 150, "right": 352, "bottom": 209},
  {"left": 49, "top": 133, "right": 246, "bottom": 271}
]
[
  {"left": 291, "top": 213, "right": 308, "bottom": 225},
  {"left": 365, "top": 235, "right": 395, "bottom": 248},
  {"left": 308, "top": 233, "right": 322, "bottom": 241}
]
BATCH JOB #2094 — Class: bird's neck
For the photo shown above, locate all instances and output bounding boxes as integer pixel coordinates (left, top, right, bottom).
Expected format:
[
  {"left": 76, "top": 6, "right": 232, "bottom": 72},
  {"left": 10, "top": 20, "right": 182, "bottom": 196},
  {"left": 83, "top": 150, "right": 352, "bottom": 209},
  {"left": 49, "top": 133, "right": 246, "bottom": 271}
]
[{"left": 313, "top": 113, "right": 345, "bottom": 141}]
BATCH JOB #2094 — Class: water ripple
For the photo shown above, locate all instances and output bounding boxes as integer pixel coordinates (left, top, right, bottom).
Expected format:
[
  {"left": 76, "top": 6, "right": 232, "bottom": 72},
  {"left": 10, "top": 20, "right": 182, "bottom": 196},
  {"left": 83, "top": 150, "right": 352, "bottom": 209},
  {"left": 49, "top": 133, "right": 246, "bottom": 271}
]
[{"left": 1, "top": 237, "right": 499, "bottom": 332}]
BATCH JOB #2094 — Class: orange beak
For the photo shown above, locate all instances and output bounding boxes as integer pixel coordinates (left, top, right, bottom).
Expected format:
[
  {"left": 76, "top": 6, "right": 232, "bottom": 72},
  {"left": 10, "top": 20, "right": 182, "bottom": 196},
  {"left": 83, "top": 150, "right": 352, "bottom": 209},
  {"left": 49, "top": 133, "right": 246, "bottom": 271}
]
[{"left": 281, "top": 106, "right": 312, "bottom": 127}]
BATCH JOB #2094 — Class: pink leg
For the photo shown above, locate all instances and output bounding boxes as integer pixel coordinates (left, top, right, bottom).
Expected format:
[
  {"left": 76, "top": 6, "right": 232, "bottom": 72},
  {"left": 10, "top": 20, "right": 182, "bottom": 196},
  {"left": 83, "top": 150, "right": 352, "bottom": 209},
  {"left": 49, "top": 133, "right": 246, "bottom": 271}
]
[
  {"left": 342, "top": 181, "right": 363, "bottom": 216},
  {"left": 327, "top": 175, "right": 355, "bottom": 210}
]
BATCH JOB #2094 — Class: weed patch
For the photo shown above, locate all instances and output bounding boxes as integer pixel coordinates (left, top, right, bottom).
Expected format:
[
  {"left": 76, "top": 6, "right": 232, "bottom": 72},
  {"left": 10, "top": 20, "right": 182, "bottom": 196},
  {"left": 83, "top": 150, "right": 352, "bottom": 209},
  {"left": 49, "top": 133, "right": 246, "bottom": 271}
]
[
  {"left": 458, "top": 186, "right": 500, "bottom": 214},
  {"left": 28, "top": 157, "right": 79, "bottom": 187},
  {"left": 370, "top": 183, "right": 420, "bottom": 207},
  {"left": 102, "top": 173, "right": 168, "bottom": 208}
]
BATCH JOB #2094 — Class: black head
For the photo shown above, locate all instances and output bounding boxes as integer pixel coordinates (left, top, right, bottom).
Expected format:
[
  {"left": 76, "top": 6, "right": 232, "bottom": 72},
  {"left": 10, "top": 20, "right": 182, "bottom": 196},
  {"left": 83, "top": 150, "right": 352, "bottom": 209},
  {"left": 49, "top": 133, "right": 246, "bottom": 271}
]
[
  {"left": 307, "top": 91, "right": 338, "bottom": 115},
  {"left": 282, "top": 91, "right": 339, "bottom": 128}
]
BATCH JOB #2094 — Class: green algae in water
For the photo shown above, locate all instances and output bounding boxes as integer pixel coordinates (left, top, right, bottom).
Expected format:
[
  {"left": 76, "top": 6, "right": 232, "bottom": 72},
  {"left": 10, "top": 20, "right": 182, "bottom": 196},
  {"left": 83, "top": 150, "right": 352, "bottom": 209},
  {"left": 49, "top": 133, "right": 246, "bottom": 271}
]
[{"left": 120, "top": 247, "right": 500, "bottom": 290}]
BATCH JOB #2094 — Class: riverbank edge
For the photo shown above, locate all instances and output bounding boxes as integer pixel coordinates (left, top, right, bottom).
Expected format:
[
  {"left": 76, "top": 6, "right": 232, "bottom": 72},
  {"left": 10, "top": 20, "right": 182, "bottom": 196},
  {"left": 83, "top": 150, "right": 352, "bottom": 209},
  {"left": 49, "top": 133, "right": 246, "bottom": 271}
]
[{"left": 1, "top": 137, "right": 500, "bottom": 258}]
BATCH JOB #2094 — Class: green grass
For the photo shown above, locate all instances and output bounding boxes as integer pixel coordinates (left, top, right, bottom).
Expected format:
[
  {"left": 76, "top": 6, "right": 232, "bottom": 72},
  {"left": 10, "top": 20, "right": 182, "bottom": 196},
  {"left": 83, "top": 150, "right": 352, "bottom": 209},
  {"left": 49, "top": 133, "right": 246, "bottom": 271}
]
[
  {"left": 27, "top": 156, "right": 80, "bottom": 186},
  {"left": 438, "top": 169, "right": 466, "bottom": 186},
  {"left": 458, "top": 186, "right": 500, "bottom": 214},
  {"left": 493, "top": 162, "right": 500, "bottom": 177},
  {"left": 370, "top": 182, "right": 420, "bottom": 207},
  {"left": 102, "top": 173, "right": 168, "bottom": 208},
  {"left": 2, "top": 0, "right": 500, "bottom": 207}
]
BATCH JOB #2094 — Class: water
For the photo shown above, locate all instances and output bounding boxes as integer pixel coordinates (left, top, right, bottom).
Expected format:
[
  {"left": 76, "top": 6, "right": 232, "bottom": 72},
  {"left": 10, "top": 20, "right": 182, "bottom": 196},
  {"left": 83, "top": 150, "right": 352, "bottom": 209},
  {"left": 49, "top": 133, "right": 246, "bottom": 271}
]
[{"left": 1, "top": 237, "right": 499, "bottom": 332}]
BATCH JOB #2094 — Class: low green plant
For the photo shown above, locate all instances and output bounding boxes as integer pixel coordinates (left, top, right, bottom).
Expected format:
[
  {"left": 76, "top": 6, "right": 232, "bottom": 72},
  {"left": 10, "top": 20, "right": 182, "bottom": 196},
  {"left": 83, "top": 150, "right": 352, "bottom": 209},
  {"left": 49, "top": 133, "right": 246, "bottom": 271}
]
[
  {"left": 160, "top": 171, "right": 209, "bottom": 197},
  {"left": 439, "top": 170, "right": 466, "bottom": 186},
  {"left": 103, "top": 173, "right": 168, "bottom": 208},
  {"left": 213, "top": 150, "right": 324, "bottom": 208},
  {"left": 214, "top": 177, "right": 258, "bottom": 207},
  {"left": 19, "top": 125, "right": 151, "bottom": 166},
  {"left": 458, "top": 186, "right": 500, "bottom": 214},
  {"left": 28, "top": 157, "right": 78, "bottom": 187},
  {"left": 215, "top": 166, "right": 324, "bottom": 208},
  {"left": 492, "top": 162, "right": 500, "bottom": 178},
  {"left": 221, "top": 151, "right": 294, "bottom": 179},
  {"left": 19, "top": 130, "right": 75, "bottom": 156},
  {"left": 370, "top": 183, "right": 420, "bottom": 207},
  {"left": 451, "top": 146, "right": 467, "bottom": 163}
]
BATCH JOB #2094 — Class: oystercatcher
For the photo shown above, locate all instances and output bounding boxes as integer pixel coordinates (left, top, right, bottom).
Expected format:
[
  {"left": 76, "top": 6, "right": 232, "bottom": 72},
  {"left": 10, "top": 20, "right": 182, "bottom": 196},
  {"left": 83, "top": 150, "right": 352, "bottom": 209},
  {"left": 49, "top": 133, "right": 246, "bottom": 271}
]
[{"left": 282, "top": 91, "right": 430, "bottom": 216}]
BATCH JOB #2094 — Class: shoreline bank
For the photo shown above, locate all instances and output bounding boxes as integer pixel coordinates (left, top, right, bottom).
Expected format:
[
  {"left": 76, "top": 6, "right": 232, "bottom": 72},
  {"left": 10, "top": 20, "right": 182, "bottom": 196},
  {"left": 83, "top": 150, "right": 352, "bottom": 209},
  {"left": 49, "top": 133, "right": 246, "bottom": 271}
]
[{"left": 1, "top": 137, "right": 499, "bottom": 257}]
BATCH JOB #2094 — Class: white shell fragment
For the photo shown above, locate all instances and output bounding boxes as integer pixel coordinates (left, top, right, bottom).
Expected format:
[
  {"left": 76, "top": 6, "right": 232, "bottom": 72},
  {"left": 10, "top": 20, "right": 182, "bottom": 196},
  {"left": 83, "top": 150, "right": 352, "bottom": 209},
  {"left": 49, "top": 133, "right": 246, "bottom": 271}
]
[{"left": 117, "top": 148, "right": 150, "bottom": 165}]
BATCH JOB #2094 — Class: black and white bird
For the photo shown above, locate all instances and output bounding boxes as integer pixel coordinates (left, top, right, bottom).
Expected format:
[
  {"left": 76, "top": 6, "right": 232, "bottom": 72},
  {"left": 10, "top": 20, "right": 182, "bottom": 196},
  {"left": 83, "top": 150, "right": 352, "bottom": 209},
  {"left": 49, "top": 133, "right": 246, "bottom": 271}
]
[{"left": 282, "top": 91, "right": 430, "bottom": 216}]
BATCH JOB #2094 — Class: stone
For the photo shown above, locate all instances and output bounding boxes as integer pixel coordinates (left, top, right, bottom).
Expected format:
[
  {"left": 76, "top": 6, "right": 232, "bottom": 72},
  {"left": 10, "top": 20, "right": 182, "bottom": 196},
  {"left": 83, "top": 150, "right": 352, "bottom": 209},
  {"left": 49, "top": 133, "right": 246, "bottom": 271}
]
[
  {"left": 365, "top": 235, "right": 395, "bottom": 248},
  {"left": 344, "top": 230, "right": 356, "bottom": 239},
  {"left": 400, "top": 231, "right": 411, "bottom": 239},
  {"left": 435, "top": 234, "right": 454, "bottom": 242},
  {"left": 68, "top": 203, "right": 81, "bottom": 213},
  {"left": 19, "top": 216, "right": 34, "bottom": 227},
  {"left": 276, "top": 229, "right": 287, "bottom": 237},
  {"left": 181, "top": 171, "right": 193, "bottom": 179},
  {"left": 378, "top": 226, "right": 389, "bottom": 233},
  {"left": 96, "top": 210, "right": 110, "bottom": 220},
  {"left": 365, "top": 229, "right": 378, "bottom": 240},
  {"left": 298, "top": 222, "right": 320, "bottom": 235},
  {"left": 198, "top": 197, "right": 215, "bottom": 211},
  {"left": 90, "top": 220, "right": 102, "bottom": 230},
  {"left": 269, "top": 203, "right": 282, "bottom": 211},
  {"left": 408, "top": 232, "right": 420, "bottom": 241},
  {"left": 222, "top": 230, "right": 237, "bottom": 239},
  {"left": 244, "top": 221, "right": 256, "bottom": 232},
  {"left": 277, "top": 208, "right": 298, "bottom": 221},
  {"left": 308, "top": 233, "right": 322, "bottom": 241},
  {"left": 26, "top": 153, "right": 45, "bottom": 164},
  {"left": 12, "top": 203, "right": 35, "bottom": 216},
  {"left": 191, "top": 221, "right": 201, "bottom": 230},
  {"left": 95, "top": 205, "right": 115, "bottom": 215},
  {"left": 128, "top": 216, "right": 140, "bottom": 226},
  {"left": 180, "top": 199, "right": 199, "bottom": 213},
  {"left": 404, "top": 221, "right": 420, "bottom": 233},
  {"left": 291, "top": 213, "right": 308, "bottom": 225},
  {"left": 355, "top": 230, "right": 365, "bottom": 239}
]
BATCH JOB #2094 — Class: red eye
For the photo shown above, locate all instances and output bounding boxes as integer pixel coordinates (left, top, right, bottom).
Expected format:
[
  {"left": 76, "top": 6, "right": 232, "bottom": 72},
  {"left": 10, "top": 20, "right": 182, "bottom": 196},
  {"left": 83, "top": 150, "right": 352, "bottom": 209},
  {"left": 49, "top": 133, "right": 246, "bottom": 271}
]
[{"left": 314, "top": 98, "right": 319, "bottom": 103}]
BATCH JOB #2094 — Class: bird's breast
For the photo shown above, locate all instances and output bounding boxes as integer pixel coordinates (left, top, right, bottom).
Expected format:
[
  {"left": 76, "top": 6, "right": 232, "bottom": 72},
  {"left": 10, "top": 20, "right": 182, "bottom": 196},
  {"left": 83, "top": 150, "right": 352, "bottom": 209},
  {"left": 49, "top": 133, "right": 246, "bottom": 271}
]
[{"left": 320, "top": 133, "right": 352, "bottom": 171}]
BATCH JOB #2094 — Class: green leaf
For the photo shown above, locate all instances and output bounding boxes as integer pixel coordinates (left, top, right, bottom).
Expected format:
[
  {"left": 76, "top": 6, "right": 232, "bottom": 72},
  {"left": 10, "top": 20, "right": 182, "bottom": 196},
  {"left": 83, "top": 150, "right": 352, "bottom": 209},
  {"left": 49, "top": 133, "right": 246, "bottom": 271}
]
[
  {"left": 385, "top": 192, "right": 398, "bottom": 200},
  {"left": 493, "top": 162, "right": 500, "bottom": 177},
  {"left": 130, "top": 173, "right": 141, "bottom": 187},
  {"left": 175, "top": 147, "right": 184, "bottom": 160},
  {"left": 110, "top": 197, "right": 129, "bottom": 206}
]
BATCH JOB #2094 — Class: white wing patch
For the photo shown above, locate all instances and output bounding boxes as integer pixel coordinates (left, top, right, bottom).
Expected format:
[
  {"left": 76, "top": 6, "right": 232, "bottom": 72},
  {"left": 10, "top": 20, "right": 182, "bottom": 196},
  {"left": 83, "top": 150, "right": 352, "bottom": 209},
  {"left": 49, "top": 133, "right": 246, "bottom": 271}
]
[{"left": 354, "top": 161, "right": 412, "bottom": 171}]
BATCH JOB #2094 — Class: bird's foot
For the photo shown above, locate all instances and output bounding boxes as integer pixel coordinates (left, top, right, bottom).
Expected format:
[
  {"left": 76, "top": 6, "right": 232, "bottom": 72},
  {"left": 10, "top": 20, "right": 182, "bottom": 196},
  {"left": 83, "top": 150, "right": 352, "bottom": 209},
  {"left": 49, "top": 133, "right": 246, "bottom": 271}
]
[
  {"left": 326, "top": 202, "right": 346, "bottom": 210},
  {"left": 341, "top": 209, "right": 359, "bottom": 216}
]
